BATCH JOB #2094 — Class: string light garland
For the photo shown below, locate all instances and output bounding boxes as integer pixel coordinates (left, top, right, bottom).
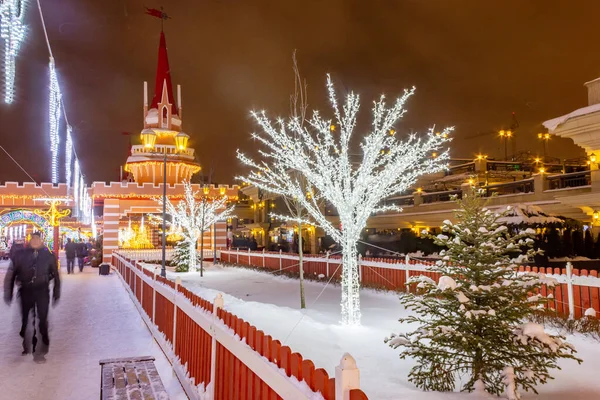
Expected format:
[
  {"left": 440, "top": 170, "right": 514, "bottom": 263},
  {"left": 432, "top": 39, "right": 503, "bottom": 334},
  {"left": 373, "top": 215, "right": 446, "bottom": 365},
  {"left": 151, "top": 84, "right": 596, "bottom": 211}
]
[
  {"left": 35, "top": 0, "right": 89, "bottom": 222},
  {"left": 237, "top": 74, "right": 453, "bottom": 325},
  {"left": 0, "top": 0, "right": 26, "bottom": 104},
  {"left": 73, "top": 159, "right": 80, "bottom": 216},
  {"left": 48, "top": 58, "right": 61, "bottom": 184},
  {"left": 78, "top": 173, "right": 84, "bottom": 216},
  {"left": 65, "top": 125, "right": 72, "bottom": 187}
]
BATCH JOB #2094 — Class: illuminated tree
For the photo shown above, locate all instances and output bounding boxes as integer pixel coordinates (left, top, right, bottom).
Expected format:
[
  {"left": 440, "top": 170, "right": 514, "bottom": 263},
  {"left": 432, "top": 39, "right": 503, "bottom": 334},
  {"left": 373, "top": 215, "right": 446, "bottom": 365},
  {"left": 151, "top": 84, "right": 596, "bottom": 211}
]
[
  {"left": 157, "top": 181, "right": 234, "bottom": 274},
  {"left": 238, "top": 74, "right": 451, "bottom": 325}
]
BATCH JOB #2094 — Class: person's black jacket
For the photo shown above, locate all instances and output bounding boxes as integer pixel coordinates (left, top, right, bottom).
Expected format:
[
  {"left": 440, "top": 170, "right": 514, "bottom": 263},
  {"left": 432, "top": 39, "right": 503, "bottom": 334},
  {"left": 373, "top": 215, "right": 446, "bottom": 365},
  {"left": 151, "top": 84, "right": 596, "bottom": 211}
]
[
  {"left": 76, "top": 242, "right": 88, "bottom": 258},
  {"left": 3, "top": 247, "right": 60, "bottom": 304},
  {"left": 64, "top": 240, "right": 77, "bottom": 259},
  {"left": 9, "top": 242, "right": 24, "bottom": 262}
]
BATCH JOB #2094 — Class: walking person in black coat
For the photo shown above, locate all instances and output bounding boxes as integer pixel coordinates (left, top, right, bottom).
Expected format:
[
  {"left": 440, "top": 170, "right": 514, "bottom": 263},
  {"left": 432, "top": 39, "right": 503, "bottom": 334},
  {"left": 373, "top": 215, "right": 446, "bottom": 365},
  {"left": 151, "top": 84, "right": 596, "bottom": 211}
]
[
  {"left": 64, "top": 238, "right": 77, "bottom": 274},
  {"left": 3, "top": 232, "right": 61, "bottom": 360},
  {"left": 76, "top": 240, "right": 87, "bottom": 272}
]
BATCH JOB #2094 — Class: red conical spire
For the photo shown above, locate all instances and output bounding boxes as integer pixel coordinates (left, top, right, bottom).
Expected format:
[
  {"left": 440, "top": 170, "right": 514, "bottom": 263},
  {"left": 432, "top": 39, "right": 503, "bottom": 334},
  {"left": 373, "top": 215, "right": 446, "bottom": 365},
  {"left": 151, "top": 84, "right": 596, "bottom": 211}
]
[{"left": 150, "top": 31, "right": 178, "bottom": 115}]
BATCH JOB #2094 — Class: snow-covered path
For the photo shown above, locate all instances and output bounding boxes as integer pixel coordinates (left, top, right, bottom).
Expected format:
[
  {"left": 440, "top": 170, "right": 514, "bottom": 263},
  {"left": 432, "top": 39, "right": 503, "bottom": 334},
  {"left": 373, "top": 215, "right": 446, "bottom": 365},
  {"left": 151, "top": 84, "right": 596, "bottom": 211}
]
[
  {"left": 162, "top": 263, "right": 600, "bottom": 400},
  {"left": 0, "top": 260, "right": 187, "bottom": 400}
]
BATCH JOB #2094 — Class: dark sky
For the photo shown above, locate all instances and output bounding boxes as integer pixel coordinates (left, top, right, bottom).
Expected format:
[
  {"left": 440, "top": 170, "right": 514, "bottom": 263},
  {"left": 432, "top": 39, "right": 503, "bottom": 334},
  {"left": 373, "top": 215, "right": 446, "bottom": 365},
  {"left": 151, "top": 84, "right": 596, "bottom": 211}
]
[{"left": 0, "top": 0, "right": 598, "bottom": 184}]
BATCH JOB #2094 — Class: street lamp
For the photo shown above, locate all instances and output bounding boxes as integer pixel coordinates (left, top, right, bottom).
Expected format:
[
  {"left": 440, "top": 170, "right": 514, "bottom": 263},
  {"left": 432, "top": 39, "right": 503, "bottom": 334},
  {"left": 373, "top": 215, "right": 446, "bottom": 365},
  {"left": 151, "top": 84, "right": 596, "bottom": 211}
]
[
  {"left": 538, "top": 133, "right": 551, "bottom": 162},
  {"left": 499, "top": 130, "right": 512, "bottom": 161},
  {"left": 140, "top": 128, "right": 189, "bottom": 277}
]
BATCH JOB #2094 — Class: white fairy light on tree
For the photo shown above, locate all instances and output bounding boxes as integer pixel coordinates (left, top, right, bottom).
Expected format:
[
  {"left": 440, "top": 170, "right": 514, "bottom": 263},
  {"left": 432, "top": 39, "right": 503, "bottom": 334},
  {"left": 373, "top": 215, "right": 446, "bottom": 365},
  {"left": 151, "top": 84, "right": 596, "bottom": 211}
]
[
  {"left": 156, "top": 181, "right": 235, "bottom": 274},
  {"left": 238, "top": 74, "right": 452, "bottom": 325},
  {"left": 0, "top": 0, "right": 27, "bottom": 104},
  {"left": 65, "top": 125, "right": 73, "bottom": 187},
  {"left": 48, "top": 57, "right": 61, "bottom": 184}
]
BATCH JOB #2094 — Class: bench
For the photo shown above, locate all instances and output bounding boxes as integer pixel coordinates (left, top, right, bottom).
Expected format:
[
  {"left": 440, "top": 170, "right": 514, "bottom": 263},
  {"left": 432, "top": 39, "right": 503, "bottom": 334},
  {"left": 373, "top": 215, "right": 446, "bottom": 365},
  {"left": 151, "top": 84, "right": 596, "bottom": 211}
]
[{"left": 99, "top": 356, "right": 169, "bottom": 400}]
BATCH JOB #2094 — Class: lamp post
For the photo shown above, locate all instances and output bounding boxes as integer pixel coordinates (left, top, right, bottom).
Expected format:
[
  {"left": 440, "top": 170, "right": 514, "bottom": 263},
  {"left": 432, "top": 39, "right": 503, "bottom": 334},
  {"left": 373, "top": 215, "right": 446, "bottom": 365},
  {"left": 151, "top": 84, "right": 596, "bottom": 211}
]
[
  {"left": 499, "top": 129, "right": 512, "bottom": 161},
  {"left": 140, "top": 128, "right": 190, "bottom": 278},
  {"left": 538, "top": 133, "right": 551, "bottom": 162}
]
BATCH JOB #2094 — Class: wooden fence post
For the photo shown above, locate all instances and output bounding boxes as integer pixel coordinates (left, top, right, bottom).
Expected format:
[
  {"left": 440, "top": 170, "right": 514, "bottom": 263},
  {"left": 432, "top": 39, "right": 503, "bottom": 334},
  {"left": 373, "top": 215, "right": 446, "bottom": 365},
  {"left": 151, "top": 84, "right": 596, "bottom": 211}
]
[
  {"left": 152, "top": 267, "right": 159, "bottom": 323},
  {"left": 326, "top": 251, "right": 330, "bottom": 277},
  {"left": 262, "top": 248, "right": 266, "bottom": 268},
  {"left": 335, "top": 353, "right": 360, "bottom": 400},
  {"left": 236, "top": 248, "right": 239, "bottom": 264},
  {"left": 279, "top": 249, "right": 283, "bottom": 271},
  {"left": 209, "top": 293, "right": 224, "bottom": 399},
  {"left": 566, "top": 262, "right": 575, "bottom": 319},
  {"left": 404, "top": 254, "right": 410, "bottom": 289},
  {"left": 358, "top": 254, "right": 363, "bottom": 282},
  {"left": 172, "top": 276, "right": 182, "bottom": 363}
]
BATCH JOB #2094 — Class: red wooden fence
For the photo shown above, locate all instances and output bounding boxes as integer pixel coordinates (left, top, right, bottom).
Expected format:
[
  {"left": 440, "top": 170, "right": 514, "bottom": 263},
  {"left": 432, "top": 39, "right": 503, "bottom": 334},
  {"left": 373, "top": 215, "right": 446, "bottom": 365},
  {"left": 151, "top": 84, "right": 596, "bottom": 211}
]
[
  {"left": 112, "top": 254, "right": 369, "bottom": 400},
  {"left": 220, "top": 250, "right": 600, "bottom": 320}
]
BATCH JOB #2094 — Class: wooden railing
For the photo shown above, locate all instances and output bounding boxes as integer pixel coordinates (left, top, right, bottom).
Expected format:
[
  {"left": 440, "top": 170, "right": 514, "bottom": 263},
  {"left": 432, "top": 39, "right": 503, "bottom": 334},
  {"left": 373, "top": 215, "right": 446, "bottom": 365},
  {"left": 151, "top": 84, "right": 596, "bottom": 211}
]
[
  {"left": 220, "top": 249, "right": 600, "bottom": 320},
  {"left": 546, "top": 171, "right": 591, "bottom": 190},
  {"left": 112, "top": 252, "right": 369, "bottom": 400}
]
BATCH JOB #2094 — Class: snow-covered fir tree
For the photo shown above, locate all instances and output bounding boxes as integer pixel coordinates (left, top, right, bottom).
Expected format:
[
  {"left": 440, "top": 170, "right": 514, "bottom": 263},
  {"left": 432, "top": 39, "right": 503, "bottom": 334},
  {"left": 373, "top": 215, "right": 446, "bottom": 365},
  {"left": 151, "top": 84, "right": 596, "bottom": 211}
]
[
  {"left": 171, "top": 240, "right": 195, "bottom": 272},
  {"left": 237, "top": 74, "right": 451, "bottom": 325},
  {"left": 156, "top": 181, "right": 235, "bottom": 273},
  {"left": 386, "top": 191, "right": 581, "bottom": 399}
]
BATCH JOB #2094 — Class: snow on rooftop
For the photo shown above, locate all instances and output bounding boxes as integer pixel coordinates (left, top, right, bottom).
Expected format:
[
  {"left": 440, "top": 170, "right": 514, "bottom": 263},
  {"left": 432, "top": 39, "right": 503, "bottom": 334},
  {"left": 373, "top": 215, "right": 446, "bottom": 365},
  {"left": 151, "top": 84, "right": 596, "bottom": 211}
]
[
  {"left": 498, "top": 204, "right": 564, "bottom": 226},
  {"left": 543, "top": 103, "right": 600, "bottom": 132}
]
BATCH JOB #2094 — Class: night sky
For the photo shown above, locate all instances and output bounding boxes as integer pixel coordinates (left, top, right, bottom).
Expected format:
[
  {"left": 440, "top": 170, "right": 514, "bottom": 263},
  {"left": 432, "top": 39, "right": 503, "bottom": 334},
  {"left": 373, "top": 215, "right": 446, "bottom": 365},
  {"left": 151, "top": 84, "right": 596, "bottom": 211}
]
[{"left": 0, "top": 0, "right": 598, "bottom": 184}]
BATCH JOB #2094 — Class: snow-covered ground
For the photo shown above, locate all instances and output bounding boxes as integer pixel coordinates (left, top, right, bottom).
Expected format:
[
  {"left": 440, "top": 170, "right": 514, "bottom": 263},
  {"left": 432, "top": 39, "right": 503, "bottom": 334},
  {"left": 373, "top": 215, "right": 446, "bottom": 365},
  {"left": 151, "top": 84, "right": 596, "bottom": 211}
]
[
  {"left": 0, "top": 259, "right": 187, "bottom": 400},
  {"left": 159, "top": 262, "right": 600, "bottom": 400}
]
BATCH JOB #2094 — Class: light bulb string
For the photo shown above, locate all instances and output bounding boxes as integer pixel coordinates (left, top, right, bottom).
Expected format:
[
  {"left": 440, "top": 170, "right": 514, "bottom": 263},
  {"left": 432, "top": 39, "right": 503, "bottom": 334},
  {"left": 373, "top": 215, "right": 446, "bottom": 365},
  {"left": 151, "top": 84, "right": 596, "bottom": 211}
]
[{"left": 35, "top": 0, "right": 81, "bottom": 171}]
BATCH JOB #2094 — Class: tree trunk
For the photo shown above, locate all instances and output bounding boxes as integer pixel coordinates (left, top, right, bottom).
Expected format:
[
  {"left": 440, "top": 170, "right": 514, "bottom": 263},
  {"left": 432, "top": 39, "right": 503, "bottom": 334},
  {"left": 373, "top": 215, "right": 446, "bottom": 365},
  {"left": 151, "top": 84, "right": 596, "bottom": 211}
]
[
  {"left": 298, "top": 222, "right": 306, "bottom": 309},
  {"left": 189, "top": 239, "right": 197, "bottom": 273},
  {"left": 341, "top": 238, "right": 361, "bottom": 325},
  {"left": 200, "top": 231, "right": 205, "bottom": 277}
]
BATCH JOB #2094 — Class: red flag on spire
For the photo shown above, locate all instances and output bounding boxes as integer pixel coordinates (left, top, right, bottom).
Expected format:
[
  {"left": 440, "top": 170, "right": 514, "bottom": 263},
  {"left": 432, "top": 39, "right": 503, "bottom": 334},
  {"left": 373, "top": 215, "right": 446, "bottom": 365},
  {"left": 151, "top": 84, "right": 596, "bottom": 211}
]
[{"left": 145, "top": 7, "right": 169, "bottom": 20}]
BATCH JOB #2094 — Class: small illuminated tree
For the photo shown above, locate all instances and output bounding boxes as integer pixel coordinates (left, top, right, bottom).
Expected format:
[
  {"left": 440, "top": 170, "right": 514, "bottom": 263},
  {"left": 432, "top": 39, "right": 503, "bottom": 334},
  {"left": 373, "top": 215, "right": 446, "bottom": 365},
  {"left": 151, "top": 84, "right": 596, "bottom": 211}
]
[
  {"left": 238, "top": 74, "right": 452, "bottom": 325},
  {"left": 156, "top": 181, "right": 234, "bottom": 274}
]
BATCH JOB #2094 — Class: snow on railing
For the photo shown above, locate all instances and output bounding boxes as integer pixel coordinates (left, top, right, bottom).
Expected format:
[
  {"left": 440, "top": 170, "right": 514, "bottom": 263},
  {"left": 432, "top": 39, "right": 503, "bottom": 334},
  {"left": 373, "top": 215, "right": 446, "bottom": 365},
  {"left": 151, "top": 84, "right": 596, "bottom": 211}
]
[
  {"left": 117, "top": 248, "right": 217, "bottom": 262},
  {"left": 219, "top": 249, "right": 600, "bottom": 320},
  {"left": 111, "top": 252, "right": 369, "bottom": 400}
]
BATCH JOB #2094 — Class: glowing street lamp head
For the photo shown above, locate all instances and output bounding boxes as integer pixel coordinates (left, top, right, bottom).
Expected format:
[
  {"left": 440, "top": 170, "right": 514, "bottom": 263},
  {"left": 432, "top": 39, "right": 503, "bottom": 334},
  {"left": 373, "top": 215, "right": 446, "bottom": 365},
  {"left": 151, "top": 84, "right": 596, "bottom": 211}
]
[
  {"left": 175, "top": 132, "right": 189, "bottom": 151},
  {"left": 140, "top": 128, "right": 156, "bottom": 149}
]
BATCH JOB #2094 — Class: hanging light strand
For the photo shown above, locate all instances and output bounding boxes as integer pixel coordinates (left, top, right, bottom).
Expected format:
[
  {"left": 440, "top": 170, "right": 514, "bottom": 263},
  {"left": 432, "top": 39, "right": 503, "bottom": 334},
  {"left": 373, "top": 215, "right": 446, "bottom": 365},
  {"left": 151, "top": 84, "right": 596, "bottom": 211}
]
[
  {"left": 0, "top": 0, "right": 27, "bottom": 104},
  {"left": 65, "top": 125, "right": 73, "bottom": 187},
  {"left": 48, "top": 57, "right": 61, "bottom": 184},
  {"left": 36, "top": 0, "right": 88, "bottom": 219}
]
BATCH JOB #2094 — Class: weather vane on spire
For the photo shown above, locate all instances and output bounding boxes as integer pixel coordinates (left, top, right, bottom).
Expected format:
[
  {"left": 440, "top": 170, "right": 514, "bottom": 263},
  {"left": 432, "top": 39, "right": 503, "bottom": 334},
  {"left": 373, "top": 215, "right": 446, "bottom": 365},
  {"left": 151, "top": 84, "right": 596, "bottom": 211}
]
[{"left": 145, "top": 6, "right": 170, "bottom": 30}]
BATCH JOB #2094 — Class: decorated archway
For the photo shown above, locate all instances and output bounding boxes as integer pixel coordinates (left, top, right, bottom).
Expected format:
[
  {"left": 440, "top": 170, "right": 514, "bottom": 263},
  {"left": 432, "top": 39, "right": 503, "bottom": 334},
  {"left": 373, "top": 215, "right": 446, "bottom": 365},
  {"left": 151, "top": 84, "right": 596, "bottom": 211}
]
[{"left": 0, "top": 209, "right": 53, "bottom": 249}]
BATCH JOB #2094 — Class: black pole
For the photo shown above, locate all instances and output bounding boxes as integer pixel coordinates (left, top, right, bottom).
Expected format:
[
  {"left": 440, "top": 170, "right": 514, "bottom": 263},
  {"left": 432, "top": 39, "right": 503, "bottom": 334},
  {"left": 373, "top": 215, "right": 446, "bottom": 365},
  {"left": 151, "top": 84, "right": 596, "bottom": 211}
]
[
  {"left": 161, "top": 150, "right": 167, "bottom": 278},
  {"left": 504, "top": 137, "right": 508, "bottom": 161},
  {"left": 200, "top": 198, "right": 205, "bottom": 277}
]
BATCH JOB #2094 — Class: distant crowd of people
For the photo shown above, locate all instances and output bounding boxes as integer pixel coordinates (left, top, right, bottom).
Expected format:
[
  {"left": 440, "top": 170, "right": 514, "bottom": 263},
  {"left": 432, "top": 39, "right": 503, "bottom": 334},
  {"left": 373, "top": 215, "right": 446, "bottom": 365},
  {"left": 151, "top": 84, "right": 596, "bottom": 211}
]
[{"left": 63, "top": 238, "right": 92, "bottom": 274}]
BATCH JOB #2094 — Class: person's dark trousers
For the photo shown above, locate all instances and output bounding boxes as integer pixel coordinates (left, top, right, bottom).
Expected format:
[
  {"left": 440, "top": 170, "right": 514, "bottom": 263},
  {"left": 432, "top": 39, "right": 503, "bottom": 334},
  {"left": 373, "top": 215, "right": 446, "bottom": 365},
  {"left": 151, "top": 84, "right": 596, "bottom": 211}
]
[
  {"left": 66, "top": 257, "right": 75, "bottom": 274},
  {"left": 77, "top": 257, "right": 84, "bottom": 272},
  {"left": 19, "top": 287, "right": 50, "bottom": 354}
]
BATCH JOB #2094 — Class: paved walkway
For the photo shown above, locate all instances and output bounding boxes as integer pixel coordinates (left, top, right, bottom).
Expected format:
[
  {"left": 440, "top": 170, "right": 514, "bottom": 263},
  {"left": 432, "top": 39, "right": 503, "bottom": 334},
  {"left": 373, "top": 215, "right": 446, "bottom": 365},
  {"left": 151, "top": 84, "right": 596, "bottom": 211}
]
[{"left": 0, "top": 259, "right": 187, "bottom": 400}]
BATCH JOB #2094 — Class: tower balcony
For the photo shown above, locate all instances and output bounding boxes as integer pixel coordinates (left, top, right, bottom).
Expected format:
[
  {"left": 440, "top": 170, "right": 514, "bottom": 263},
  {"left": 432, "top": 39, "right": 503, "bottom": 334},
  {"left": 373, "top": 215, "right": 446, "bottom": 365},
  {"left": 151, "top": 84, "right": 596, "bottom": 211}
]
[
  {"left": 125, "top": 145, "right": 200, "bottom": 185},
  {"left": 130, "top": 144, "right": 195, "bottom": 159}
]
